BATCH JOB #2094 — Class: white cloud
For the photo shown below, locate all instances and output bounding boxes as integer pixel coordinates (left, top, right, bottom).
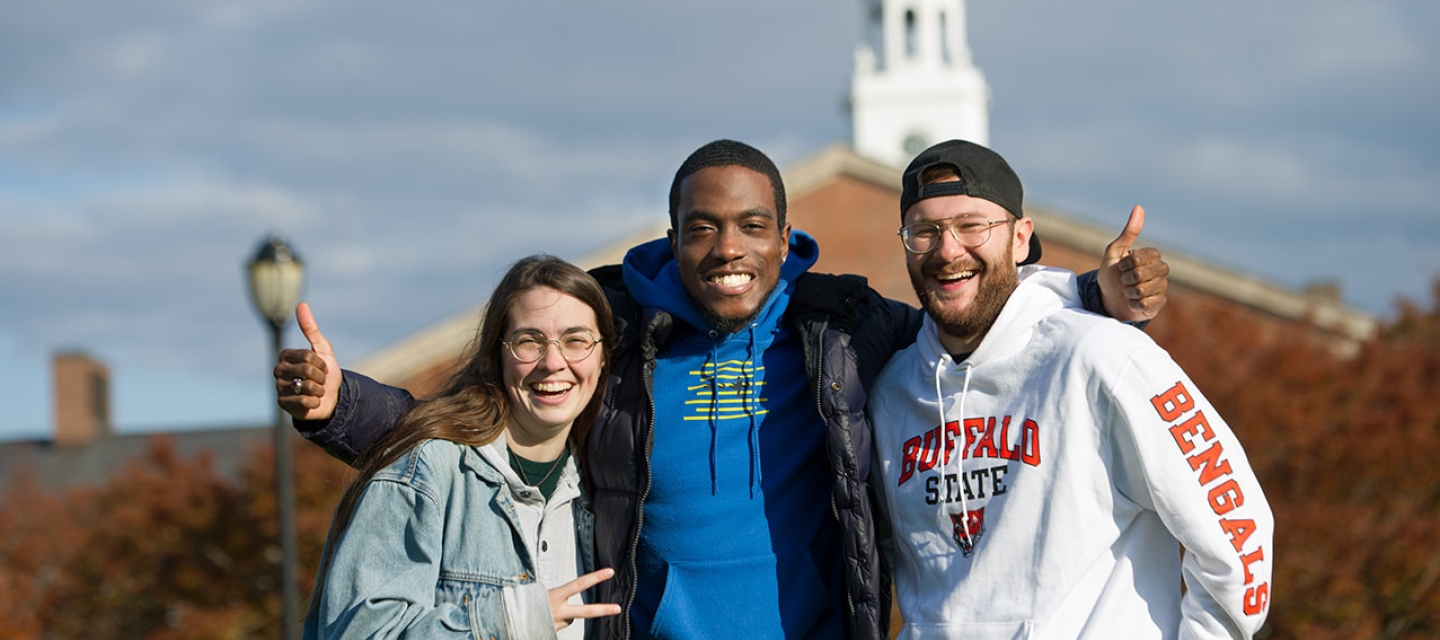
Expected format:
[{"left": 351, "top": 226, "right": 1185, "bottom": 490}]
[{"left": 0, "top": 0, "right": 1436, "bottom": 439}]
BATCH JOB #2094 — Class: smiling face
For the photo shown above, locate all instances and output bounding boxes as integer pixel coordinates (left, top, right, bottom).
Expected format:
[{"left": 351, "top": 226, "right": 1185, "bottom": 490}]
[
  {"left": 668, "top": 165, "right": 791, "bottom": 333},
  {"left": 903, "top": 192, "right": 1032, "bottom": 354},
  {"left": 501, "top": 286, "right": 606, "bottom": 449}
]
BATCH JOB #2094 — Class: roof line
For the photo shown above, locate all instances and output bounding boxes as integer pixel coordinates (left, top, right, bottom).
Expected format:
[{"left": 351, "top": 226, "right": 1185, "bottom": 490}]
[{"left": 355, "top": 144, "right": 1377, "bottom": 384}]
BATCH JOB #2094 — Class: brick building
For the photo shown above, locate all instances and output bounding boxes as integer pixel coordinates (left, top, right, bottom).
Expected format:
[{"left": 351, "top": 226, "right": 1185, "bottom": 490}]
[{"left": 350, "top": 143, "right": 1376, "bottom": 399}]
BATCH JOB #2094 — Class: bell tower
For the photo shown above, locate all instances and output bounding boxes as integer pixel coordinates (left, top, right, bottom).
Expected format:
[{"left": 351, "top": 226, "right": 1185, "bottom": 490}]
[{"left": 851, "top": 0, "right": 991, "bottom": 168}]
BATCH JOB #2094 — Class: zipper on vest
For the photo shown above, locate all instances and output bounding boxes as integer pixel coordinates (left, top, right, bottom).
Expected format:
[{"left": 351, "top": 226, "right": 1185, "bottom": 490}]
[
  {"left": 809, "top": 324, "right": 859, "bottom": 623},
  {"left": 623, "top": 356, "right": 658, "bottom": 639}
]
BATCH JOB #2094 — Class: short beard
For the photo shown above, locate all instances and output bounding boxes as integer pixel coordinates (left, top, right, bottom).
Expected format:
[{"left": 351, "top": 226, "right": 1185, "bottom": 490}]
[
  {"left": 704, "top": 281, "right": 780, "bottom": 334},
  {"left": 909, "top": 252, "right": 1020, "bottom": 346}
]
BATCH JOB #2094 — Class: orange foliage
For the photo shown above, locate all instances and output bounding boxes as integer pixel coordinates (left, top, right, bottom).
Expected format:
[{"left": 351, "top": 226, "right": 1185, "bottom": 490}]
[
  {"left": 1148, "top": 279, "right": 1440, "bottom": 638},
  {"left": 0, "top": 434, "right": 350, "bottom": 640}
]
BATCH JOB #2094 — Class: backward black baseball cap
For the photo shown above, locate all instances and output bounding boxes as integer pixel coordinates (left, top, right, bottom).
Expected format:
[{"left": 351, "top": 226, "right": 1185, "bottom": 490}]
[{"left": 899, "top": 139, "right": 1041, "bottom": 266}]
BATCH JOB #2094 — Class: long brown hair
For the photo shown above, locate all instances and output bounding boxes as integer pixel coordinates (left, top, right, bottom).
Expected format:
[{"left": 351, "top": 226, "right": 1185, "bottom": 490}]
[{"left": 308, "top": 254, "right": 614, "bottom": 614}]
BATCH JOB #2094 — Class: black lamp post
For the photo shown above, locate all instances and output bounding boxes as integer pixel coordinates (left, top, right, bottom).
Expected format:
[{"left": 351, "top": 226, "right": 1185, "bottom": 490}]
[{"left": 245, "top": 234, "right": 304, "bottom": 640}]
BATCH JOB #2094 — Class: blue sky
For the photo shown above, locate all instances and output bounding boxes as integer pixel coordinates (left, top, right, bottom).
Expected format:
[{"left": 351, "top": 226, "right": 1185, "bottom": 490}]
[{"left": 2, "top": 0, "right": 1437, "bottom": 441}]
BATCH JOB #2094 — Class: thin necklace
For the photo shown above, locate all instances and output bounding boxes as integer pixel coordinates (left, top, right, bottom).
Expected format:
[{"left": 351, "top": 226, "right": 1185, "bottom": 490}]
[{"left": 508, "top": 447, "right": 566, "bottom": 488}]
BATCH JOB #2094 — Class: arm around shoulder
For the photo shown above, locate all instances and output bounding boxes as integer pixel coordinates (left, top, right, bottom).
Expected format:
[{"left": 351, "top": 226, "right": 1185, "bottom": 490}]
[
  {"left": 793, "top": 273, "right": 923, "bottom": 387},
  {"left": 297, "top": 371, "right": 418, "bottom": 466},
  {"left": 277, "top": 301, "right": 422, "bottom": 467}
]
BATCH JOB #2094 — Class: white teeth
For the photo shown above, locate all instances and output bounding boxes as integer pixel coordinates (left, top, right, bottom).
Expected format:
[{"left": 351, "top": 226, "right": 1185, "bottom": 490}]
[
  {"left": 711, "top": 273, "right": 753, "bottom": 288},
  {"left": 532, "top": 381, "right": 573, "bottom": 393},
  {"left": 938, "top": 270, "right": 976, "bottom": 282}
]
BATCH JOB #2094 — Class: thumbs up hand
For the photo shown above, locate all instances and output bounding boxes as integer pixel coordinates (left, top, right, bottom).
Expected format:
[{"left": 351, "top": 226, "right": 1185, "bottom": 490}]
[
  {"left": 274, "top": 302, "right": 343, "bottom": 421},
  {"left": 1099, "top": 205, "right": 1170, "bottom": 323}
]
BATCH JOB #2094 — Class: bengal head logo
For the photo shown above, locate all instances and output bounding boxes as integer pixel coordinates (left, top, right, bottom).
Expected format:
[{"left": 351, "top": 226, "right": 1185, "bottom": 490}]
[{"left": 950, "top": 508, "right": 986, "bottom": 557}]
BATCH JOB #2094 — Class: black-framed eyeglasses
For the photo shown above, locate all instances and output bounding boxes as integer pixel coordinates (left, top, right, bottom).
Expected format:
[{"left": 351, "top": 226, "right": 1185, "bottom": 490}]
[
  {"left": 503, "top": 331, "right": 603, "bottom": 363},
  {"left": 897, "top": 217, "right": 1009, "bottom": 254}
]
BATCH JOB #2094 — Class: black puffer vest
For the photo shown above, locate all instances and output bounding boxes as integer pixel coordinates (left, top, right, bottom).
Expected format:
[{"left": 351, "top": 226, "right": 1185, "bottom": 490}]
[{"left": 585, "top": 265, "right": 923, "bottom": 640}]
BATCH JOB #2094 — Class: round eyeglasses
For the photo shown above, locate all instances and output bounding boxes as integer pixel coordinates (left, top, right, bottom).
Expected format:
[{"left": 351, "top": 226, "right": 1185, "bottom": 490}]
[
  {"left": 503, "top": 331, "right": 603, "bottom": 363},
  {"left": 897, "top": 217, "right": 1009, "bottom": 254}
]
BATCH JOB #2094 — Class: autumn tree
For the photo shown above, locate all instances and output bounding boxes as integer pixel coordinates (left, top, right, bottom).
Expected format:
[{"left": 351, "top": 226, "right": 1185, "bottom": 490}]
[
  {"left": 0, "top": 434, "right": 350, "bottom": 640},
  {"left": 1150, "top": 280, "right": 1440, "bottom": 638}
]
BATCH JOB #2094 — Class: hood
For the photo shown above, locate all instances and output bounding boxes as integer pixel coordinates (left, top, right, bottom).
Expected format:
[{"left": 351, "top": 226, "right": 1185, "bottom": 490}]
[
  {"left": 621, "top": 229, "right": 820, "bottom": 334},
  {"left": 914, "top": 265, "right": 1082, "bottom": 369},
  {"left": 623, "top": 231, "right": 819, "bottom": 499}
]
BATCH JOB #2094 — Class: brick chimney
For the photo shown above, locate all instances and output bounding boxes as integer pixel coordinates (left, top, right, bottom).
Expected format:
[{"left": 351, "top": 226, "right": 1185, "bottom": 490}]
[{"left": 52, "top": 352, "right": 111, "bottom": 446}]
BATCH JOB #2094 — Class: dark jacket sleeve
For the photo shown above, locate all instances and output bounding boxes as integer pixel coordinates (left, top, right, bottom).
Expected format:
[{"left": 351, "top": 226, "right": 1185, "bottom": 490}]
[
  {"left": 1077, "top": 269, "right": 1150, "bottom": 330},
  {"left": 292, "top": 370, "right": 417, "bottom": 466},
  {"left": 790, "top": 272, "right": 924, "bottom": 388},
  {"left": 1077, "top": 269, "right": 1104, "bottom": 316},
  {"left": 850, "top": 292, "right": 924, "bottom": 388}
]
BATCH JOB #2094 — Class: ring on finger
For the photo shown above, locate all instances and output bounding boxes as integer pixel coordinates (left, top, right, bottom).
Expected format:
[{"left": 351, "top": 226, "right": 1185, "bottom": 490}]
[{"left": 290, "top": 377, "right": 304, "bottom": 395}]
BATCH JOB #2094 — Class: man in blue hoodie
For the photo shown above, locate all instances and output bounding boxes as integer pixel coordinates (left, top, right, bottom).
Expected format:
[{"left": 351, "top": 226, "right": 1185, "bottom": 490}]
[{"left": 277, "top": 140, "right": 1170, "bottom": 639}]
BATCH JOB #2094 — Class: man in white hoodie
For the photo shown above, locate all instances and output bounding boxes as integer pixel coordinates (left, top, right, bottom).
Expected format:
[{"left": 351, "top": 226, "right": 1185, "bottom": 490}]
[{"left": 869, "top": 140, "right": 1274, "bottom": 640}]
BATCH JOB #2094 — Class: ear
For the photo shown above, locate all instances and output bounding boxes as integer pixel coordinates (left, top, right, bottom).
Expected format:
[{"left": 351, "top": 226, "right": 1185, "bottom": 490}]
[
  {"left": 1012, "top": 217, "right": 1034, "bottom": 265},
  {"left": 667, "top": 227, "right": 678, "bottom": 254},
  {"left": 780, "top": 223, "right": 792, "bottom": 262}
]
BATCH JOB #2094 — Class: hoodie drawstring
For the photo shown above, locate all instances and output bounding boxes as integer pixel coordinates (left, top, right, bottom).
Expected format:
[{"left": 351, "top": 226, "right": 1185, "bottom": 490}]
[
  {"left": 936, "top": 357, "right": 976, "bottom": 549},
  {"left": 704, "top": 325, "right": 764, "bottom": 499},
  {"left": 745, "top": 324, "right": 761, "bottom": 499},
  {"left": 705, "top": 339, "right": 720, "bottom": 495}
]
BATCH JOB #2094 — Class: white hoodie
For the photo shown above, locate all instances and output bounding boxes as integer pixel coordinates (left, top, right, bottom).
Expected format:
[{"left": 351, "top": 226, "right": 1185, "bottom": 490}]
[{"left": 870, "top": 266, "right": 1273, "bottom": 640}]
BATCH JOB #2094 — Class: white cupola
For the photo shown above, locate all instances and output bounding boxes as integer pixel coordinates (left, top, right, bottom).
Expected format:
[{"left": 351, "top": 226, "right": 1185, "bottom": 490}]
[{"left": 851, "top": 0, "right": 991, "bottom": 168}]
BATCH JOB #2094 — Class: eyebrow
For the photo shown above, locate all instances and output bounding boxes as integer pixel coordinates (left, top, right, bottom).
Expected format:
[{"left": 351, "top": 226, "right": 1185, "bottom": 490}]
[
  {"left": 909, "top": 212, "right": 1001, "bottom": 225},
  {"left": 682, "top": 209, "right": 776, "bottom": 224},
  {"left": 510, "top": 326, "right": 596, "bottom": 337}
]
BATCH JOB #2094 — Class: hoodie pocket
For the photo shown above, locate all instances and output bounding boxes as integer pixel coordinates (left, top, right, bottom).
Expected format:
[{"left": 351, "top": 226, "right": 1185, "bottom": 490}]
[{"left": 649, "top": 552, "right": 823, "bottom": 637}]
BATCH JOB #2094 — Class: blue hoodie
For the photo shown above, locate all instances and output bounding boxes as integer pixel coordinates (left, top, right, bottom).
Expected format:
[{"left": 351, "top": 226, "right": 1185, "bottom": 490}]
[{"left": 622, "top": 231, "right": 844, "bottom": 640}]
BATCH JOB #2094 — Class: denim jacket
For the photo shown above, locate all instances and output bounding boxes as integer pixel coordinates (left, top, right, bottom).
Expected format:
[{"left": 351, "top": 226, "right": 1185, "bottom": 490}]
[{"left": 305, "top": 438, "right": 596, "bottom": 640}]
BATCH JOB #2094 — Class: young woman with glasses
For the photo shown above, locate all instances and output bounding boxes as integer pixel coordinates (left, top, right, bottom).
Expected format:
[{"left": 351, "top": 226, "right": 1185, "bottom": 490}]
[{"left": 305, "top": 254, "right": 621, "bottom": 640}]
